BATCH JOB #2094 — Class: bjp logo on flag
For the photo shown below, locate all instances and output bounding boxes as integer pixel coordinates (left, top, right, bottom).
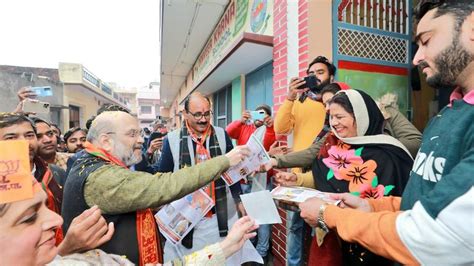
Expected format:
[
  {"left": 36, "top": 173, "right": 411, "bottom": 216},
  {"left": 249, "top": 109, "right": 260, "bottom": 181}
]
[{"left": 0, "top": 160, "right": 20, "bottom": 184}]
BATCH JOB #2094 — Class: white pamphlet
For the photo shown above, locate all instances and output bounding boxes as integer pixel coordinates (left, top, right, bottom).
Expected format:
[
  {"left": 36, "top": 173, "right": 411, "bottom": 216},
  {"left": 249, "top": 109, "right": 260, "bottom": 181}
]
[
  {"left": 271, "top": 186, "right": 340, "bottom": 205},
  {"left": 222, "top": 134, "right": 270, "bottom": 186},
  {"left": 240, "top": 190, "right": 282, "bottom": 225}
]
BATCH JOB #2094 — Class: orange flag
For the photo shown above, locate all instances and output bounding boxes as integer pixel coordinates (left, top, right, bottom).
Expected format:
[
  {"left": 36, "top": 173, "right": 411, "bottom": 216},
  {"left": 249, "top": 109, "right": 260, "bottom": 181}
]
[{"left": 0, "top": 140, "right": 34, "bottom": 204}]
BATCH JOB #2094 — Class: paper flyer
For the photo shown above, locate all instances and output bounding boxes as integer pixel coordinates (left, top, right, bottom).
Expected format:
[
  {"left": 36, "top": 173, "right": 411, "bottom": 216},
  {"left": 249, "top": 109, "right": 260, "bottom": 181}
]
[
  {"left": 155, "top": 189, "right": 214, "bottom": 245},
  {"left": 271, "top": 186, "right": 340, "bottom": 206},
  {"left": 222, "top": 134, "right": 270, "bottom": 186},
  {"left": 240, "top": 190, "right": 282, "bottom": 225}
]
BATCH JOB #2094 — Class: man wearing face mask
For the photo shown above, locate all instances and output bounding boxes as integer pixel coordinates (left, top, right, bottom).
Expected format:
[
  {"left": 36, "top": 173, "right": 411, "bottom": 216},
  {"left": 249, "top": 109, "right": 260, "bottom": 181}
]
[{"left": 273, "top": 56, "right": 336, "bottom": 265}]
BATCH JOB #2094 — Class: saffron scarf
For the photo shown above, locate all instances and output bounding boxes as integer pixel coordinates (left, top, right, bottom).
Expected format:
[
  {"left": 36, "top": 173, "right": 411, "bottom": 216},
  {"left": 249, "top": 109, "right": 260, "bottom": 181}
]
[
  {"left": 184, "top": 120, "right": 216, "bottom": 207},
  {"left": 34, "top": 157, "right": 64, "bottom": 245},
  {"left": 179, "top": 122, "right": 229, "bottom": 248},
  {"left": 84, "top": 142, "right": 162, "bottom": 265}
]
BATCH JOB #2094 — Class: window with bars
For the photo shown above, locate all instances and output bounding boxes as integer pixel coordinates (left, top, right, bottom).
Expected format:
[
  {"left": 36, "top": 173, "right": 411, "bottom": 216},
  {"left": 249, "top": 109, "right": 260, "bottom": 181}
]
[
  {"left": 69, "top": 105, "right": 80, "bottom": 128},
  {"left": 338, "top": 28, "right": 409, "bottom": 64},
  {"left": 337, "top": 0, "right": 409, "bottom": 34},
  {"left": 213, "top": 85, "right": 232, "bottom": 129},
  {"left": 141, "top": 105, "right": 152, "bottom": 114}
]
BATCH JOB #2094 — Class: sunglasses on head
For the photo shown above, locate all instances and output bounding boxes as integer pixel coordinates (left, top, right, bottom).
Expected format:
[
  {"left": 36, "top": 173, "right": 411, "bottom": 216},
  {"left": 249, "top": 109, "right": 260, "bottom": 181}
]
[{"left": 415, "top": 0, "right": 446, "bottom": 19}]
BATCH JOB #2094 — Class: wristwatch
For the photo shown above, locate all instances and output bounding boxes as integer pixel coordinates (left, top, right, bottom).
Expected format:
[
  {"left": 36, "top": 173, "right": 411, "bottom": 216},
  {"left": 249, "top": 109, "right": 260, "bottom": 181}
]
[{"left": 317, "top": 203, "right": 329, "bottom": 233}]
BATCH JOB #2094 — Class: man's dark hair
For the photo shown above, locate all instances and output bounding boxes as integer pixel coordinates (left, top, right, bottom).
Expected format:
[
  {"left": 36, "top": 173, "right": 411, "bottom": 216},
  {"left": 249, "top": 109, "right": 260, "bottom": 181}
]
[
  {"left": 31, "top": 117, "right": 51, "bottom": 127},
  {"left": 184, "top": 92, "right": 211, "bottom": 112},
  {"left": 85, "top": 116, "right": 96, "bottom": 130},
  {"left": 415, "top": 0, "right": 473, "bottom": 30},
  {"left": 50, "top": 123, "right": 61, "bottom": 135},
  {"left": 307, "top": 56, "right": 337, "bottom": 76},
  {"left": 256, "top": 104, "right": 272, "bottom": 116},
  {"left": 328, "top": 93, "right": 354, "bottom": 118},
  {"left": 321, "top": 83, "right": 342, "bottom": 98},
  {"left": 64, "top": 127, "right": 87, "bottom": 143},
  {"left": 0, "top": 113, "right": 37, "bottom": 134}
]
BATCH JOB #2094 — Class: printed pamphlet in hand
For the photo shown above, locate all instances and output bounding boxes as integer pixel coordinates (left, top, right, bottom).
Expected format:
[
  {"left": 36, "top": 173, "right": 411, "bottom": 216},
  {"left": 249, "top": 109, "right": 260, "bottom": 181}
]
[
  {"left": 155, "top": 188, "right": 214, "bottom": 245},
  {"left": 271, "top": 186, "right": 340, "bottom": 211},
  {"left": 221, "top": 134, "right": 270, "bottom": 186}
]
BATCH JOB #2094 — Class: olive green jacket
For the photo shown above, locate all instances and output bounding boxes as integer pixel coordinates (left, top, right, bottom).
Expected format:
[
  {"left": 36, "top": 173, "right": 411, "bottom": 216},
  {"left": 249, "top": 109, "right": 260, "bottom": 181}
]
[{"left": 84, "top": 156, "right": 230, "bottom": 214}]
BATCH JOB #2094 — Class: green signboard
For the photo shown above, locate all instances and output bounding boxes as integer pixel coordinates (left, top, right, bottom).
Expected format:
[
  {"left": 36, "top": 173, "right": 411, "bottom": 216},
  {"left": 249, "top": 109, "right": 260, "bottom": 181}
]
[
  {"left": 338, "top": 69, "right": 410, "bottom": 116},
  {"left": 192, "top": 0, "right": 273, "bottom": 88}
]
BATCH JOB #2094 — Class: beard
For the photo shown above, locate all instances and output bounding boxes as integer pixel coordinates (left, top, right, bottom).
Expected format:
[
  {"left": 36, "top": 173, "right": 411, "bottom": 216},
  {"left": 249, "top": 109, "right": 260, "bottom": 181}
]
[
  {"left": 114, "top": 140, "right": 142, "bottom": 166},
  {"left": 311, "top": 78, "right": 331, "bottom": 93},
  {"left": 421, "top": 33, "right": 473, "bottom": 88}
]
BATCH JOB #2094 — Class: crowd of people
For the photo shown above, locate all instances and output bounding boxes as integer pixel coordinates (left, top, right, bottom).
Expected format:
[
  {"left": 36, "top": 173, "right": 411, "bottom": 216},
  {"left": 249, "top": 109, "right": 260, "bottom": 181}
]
[{"left": 1, "top": 1, "right": 473, "bottom": 265}]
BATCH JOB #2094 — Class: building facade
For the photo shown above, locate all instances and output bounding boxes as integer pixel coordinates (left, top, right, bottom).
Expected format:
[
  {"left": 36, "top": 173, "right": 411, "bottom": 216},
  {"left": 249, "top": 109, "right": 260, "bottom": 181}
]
[
  {"left": 58, "top": 63, "right": 129, "bottom": 131},
  {"left": 136, "top": 86, "right": 161, "bottom": 129},
  {"left": 0, "top": 65, "right": 65, "bottom": 128},
  {"left": 160, "top": 0, "right": 441, "bottom": 264},
  {"left": 115, "top": 87, "right": 138, "bottom": 116}
]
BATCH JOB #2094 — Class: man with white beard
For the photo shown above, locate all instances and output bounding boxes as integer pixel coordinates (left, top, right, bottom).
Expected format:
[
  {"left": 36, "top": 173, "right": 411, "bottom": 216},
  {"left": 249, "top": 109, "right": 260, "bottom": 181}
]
[{"left": 61, "top": 111, "right": 250, "bottom": 265}]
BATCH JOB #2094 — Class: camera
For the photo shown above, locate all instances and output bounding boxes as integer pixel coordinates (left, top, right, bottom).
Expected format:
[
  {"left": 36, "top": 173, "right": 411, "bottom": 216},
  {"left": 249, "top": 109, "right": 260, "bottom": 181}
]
[{"left": 297, "top": 75, "right": 320, "bottom": 90}]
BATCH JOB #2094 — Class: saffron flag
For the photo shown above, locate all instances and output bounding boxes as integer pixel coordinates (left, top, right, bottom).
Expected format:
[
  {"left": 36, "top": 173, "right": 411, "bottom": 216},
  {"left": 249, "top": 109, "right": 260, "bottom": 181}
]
[{"left": 0, "top": 140, "right": 34, "bottom": 203}]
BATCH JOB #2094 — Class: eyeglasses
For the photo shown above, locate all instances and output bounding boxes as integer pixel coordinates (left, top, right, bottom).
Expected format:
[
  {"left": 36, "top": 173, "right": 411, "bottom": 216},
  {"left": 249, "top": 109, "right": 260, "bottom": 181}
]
[
  {"left": 125, "top": 129, "right": 144, "bottom": 138},
  {"left": 106, "top": 129, "right": 143, "bottom": 138},
  {"left": 415, "top": 0, "right": 445, "bottom": 19},
  {"left": 187, "top": 110, "right": 212, "bottom": 120}
]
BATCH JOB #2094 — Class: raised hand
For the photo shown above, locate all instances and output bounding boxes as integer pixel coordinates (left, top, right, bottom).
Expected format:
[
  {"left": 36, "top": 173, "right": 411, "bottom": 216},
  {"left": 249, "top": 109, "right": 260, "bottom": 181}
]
[
  {"left": 219, "top": 216, "right": 258, "bottom": 258},
  {"left": 241, "top": 111, "right": 251, "bottom": 124},
  {"left": 58, "top": 205, "right": 114, "bottom": 255},
  {"left": 225, "top": 145, "right": 251, "bottom": 167},
  {"left": 273, "top": 171, "right": 298, "bottom": 186},
  {"left": 287, "top": 77, "right": 306, "bottom": 101}
]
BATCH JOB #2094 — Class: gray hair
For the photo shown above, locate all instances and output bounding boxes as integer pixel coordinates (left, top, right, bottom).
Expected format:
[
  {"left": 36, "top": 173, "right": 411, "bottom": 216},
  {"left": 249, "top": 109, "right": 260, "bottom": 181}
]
[{"left": 86, "top": 111, "right": 119, "bottom": 143}]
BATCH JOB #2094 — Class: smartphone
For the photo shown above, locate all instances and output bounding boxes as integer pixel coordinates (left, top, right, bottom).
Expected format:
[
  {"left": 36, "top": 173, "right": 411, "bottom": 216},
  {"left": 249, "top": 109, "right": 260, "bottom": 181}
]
[
  {"left": 250, "top": 110, "right": 266, "bottom": 121},
  {"left": 22, "top": 100, "right": 50, "bottom": 114},
  {"left": 149, "top": 131, "right": 166, "bottom": 143},
  {"left": 297, "top": 75, "right": 319, "bottom": 90},
  {"left": 30, "top": 86, "right": 53, "bottom": 97}
]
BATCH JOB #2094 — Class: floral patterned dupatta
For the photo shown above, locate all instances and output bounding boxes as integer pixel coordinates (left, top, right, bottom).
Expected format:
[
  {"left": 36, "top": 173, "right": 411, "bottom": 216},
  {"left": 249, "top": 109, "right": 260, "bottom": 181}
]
[
  {"left": 314, "top": 89, "right": 412, "bottom": 199},
  {"left": 310, "top": 90, "right": 413, "bottom": 265}
]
